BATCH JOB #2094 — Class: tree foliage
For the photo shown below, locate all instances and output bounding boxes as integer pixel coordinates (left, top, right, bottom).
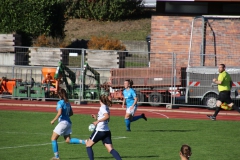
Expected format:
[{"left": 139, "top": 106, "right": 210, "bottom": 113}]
[
  {"left": 74, "top": 0, "right": 143, "bottom": 21},
  {"left": 0, "top": 0, "right": 73, "bottom": 39}
]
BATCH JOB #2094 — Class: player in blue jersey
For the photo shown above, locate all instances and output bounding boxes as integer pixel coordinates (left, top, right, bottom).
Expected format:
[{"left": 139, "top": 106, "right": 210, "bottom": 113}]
[
  {"left": 50, "top": 89, "right": 85, "bottom": 160},
  {"left": 86, "top": 95, "right": 122, "bottom": 160},
  {"left": 122, "top": 79, "right": 147, "bottom": 131}
]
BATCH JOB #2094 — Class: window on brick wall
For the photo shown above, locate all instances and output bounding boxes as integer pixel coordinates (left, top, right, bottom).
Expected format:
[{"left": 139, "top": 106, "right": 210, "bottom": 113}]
[
  {"left": 223, "top": 4, "right": 240, "bottom": 13},
  {"left": 165, "top": 2, "right": 208, "bottom": 14}
]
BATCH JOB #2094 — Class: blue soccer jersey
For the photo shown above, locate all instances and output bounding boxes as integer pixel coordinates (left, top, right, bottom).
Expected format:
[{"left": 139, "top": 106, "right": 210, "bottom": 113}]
[
  {"left": 123, "top": 88, "right": 137, "bottom": 108},
  {"left": 56, "top": 100, "right": 72, "bottom": 124}
]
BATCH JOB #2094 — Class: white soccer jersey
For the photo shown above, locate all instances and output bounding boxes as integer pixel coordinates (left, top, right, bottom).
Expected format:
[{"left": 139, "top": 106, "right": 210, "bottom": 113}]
[{"left": 95, "top": 105, "right": 110, "bottom": 131}]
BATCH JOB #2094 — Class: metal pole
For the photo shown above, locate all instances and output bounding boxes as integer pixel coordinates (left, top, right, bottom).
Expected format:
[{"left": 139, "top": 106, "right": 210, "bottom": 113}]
[
  {"left": 170, "top": 52, "right": 174, "bottom": 105},
  {"left": 173, "top": 53, "right": 176, "bottom": 105}
]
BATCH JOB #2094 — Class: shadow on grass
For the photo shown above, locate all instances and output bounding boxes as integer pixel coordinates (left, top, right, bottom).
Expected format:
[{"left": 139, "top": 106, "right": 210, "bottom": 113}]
[
  {"left": 97, "top": 155, "right": 159, "bottom": 159},
  {"left": 69, "top": 155, "right": 159, "bottom": 159},
  {"left": 143, "top": 129, "right": 196, "bottom": 132}
]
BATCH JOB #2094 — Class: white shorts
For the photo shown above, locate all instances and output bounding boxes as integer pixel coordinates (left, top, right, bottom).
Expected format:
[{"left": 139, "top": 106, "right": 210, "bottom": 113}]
[
  {"left": 53, "top": 120, "right": 72, "bottom": 136},
  {"left": 126, "top": 106, "right": 137, "bottom": 116}
]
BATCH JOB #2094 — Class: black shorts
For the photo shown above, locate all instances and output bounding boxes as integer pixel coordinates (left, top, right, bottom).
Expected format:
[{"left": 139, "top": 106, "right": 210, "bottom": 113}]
[
  {"left": 90, "top": 130, "right": 112, "bottom": 144},
  {"left": 217, "top": 91, "right": 233, "bottom": 104}
]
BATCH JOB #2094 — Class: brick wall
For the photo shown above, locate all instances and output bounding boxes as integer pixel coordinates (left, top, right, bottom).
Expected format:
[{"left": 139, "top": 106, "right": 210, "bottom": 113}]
[{"left": 150, "top": 15, "right": 240, "bottom": 68}]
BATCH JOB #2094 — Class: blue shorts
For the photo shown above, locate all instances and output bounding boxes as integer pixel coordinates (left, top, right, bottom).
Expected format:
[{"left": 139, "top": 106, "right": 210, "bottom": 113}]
[{"left": 89, "top": 130, "right": 112, "bottom": 144}]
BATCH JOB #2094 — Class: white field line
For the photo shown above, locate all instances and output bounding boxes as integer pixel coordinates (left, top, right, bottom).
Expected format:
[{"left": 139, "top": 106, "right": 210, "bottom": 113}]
[
  {"left": 0, "top": 132, "right": 127, "bottom": 150},
  {"left": 147, "top": 110, "right": 169, "bottom": 119},
  {"left": 0, "top": 141, "right": 65, "bottom": 150},
  {"left": 0, "top": 132, "right": 127, "bottom": 139}
]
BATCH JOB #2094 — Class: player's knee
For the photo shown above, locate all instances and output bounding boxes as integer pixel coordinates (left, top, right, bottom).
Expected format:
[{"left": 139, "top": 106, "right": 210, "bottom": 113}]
[
  {"left": 86, "top": 139, "right": 93, "bottom": 147},
  {"left": 125, "top": 115, "right": 130, "bottom": 119},
  {"left": 107, "top": 148, "right": 112, "bottom": 153},
  {"left": 216, "top": 101, "right": 222, "bottom": 107},
  {"left": 65, "top": 139, "right": 70, "bottom": 144},
  {"left": 228, "top": 103, "right": 234, "bottom": 107}
]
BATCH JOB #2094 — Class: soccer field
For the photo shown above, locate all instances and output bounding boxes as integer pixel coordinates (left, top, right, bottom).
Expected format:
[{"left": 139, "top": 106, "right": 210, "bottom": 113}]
[{"left": 0, "top": 110, "right": 240, "bottom": 160}]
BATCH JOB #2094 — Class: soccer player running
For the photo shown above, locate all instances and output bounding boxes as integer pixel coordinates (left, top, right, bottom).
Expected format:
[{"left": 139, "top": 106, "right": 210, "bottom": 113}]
[
  {"left": 50, "top": 89, "right": 85, "bottom": 160},
  {"left": 207, "top": 64, "right": 240, "bottom": 120},
  {"left": 86, "top": 95, "right": 122, "bottom": 160},
  {"left": 122, "top": 79, "right": 147, "bottom": 131}
]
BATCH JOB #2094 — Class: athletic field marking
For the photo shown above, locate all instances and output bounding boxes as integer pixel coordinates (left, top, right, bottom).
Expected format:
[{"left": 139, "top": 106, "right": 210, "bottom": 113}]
[
  {"left": 0, "top": 136, "right": 127, "bottom": 150},
  {"left": 0, "top": 131, "right": 127, "bottom": 139},
  {"left": 0, "top": 141, "right": 65, "bottom": 150},
  {"left": 147, "top": 110, "right": 169, "bottom": 119},
  {"left": 112, "top": 136, "right": 127, "bottom": 139},
  {"left": 0, "top": 131, "right": 49, "bottom": 136}
]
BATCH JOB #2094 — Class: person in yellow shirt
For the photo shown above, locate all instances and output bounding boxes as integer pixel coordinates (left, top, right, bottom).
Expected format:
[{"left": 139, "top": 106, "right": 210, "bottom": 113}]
[{"left": 207, "top": 64, "right": 240, "bottom": 120}]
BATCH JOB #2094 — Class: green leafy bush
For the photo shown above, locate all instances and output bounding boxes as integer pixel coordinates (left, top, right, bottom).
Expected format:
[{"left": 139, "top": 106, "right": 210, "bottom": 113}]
[
  {"left": 0, "top": 0, "right": 74, "bottom": 39},
  {"left": 74, "top": 0, "right": 143, "bottom": 21}
]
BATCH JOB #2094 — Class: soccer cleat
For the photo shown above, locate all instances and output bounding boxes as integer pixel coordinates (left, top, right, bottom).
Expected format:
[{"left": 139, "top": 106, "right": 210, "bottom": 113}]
[
  {"left": 207, "top": 115, "right": 216, "bottom": 121},
  {"left": 126, "top": 129, "right": 131, "bottom": 132},
  {"left": 141, "top": 113, "right": 147, "bottom": 121},
  {"left": 50, "top": 157, "right": 60, "bottom": 160}
]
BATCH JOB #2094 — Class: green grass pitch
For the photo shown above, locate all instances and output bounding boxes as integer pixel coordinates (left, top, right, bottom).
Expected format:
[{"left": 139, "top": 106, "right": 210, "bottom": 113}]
[{"left": 0, "top": 110, "right": 240, "bottom": 160}]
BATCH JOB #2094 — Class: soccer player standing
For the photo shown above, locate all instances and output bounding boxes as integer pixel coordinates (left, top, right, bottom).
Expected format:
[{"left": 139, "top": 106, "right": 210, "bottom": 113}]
[
  {"left": 122, "top": 79, "right": 147, "bottom": 131},
  {"left": 207, "top": 64, "right": 240, "bottom": 120}
]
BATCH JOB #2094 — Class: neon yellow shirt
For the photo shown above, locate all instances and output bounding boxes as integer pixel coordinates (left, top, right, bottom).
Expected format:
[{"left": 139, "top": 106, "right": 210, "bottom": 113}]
[{"left": 218, "top": 71, "right": 231, "bottom": 91}]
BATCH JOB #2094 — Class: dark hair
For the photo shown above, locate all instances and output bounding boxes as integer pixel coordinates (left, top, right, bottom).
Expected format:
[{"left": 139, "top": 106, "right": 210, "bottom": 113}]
[
  {"left": 220, "top": 64, "right": 225, "bottom": 68},
  {"left": 58, "top": 88, "right": 69, "bottom": 103},
  {"left": 125, "top": 79, "right": 133, "bottom": 88},
  {"left": 180, "top": 144, "right": 192, "bottom": 159},
  {"left": 100, "top": 95, "right": 112, "bottom": 107}
]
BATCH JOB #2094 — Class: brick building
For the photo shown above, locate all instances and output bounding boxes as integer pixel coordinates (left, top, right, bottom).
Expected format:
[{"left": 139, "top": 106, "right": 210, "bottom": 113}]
[{"left": 150, "top": 0, "right": 240, "bottom": 67}]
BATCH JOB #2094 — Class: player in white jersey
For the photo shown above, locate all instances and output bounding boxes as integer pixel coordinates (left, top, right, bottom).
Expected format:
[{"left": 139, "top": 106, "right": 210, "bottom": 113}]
[{"left": 86, "top": 95, "right": 122, "bottom": 160}]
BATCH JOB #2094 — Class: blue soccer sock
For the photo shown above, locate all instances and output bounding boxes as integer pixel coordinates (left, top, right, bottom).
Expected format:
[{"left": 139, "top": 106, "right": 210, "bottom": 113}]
[
  {"left": 86, "top": 147, "right": 94, "bottom": 160},
  {"left": 124, "top": 119, "right": 131, "bottom": 131},
  {"left": 70, "top": 138, "right": 86, "bottom": 144},
  {"left": 110, "top": 149, "right": 122, "bottom": 160},
  {"left": 51, "top": 140, "right": 59, "bottom": 158},
  {"left": 131, "top": 115, "right": 142, "bottom": 122}
]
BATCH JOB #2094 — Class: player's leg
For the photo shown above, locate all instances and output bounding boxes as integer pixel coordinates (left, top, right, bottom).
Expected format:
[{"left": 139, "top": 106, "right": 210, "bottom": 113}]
[
  {"left": 51, "top": 122, "right": 64, "bottom": 159},
  {"left": 207, "top": 92, "right": 224, "bottom": 120},
  {"left": 131, "top": 106, "right": 147, "bottom": 122},
  {"left": 103, "top": 131, "right": 122, "bottom": 160},
  {"left": 63, "top": 122, "right": 86, "bottom": 144},
  {"left": 86, "top": 130, "right": 101, "bottom": 160},
  {"left": 226, "top": 96, "right": 240, "bottom": 113},
  {"left": 213, "top": 100, "right": 222, "bottom": 117},
  {"left": 124, "top": 111, "right": 132, "bottom": 131},
  {"left": 86, "top": 139, "right": 95, "bottom": 160},
  {"left": 64, "top": 135, "right": 86, "bottom": 145},
  {"left": 51, "top": 132, "right": 60, "bottom": 160}
]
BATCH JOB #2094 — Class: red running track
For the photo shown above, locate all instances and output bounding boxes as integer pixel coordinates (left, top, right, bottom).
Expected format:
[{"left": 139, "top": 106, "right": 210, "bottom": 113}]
[{"left": 0, "top": 99, "right": 240, "bottom": 121}]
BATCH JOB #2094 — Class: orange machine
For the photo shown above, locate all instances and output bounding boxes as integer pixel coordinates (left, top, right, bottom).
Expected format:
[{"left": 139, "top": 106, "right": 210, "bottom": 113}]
[
  {"left": 0, "top": 77, "right": 22, "bottom": 95},
  {"left": 41, "top": 68, "right": 60, "bottom": 94}
]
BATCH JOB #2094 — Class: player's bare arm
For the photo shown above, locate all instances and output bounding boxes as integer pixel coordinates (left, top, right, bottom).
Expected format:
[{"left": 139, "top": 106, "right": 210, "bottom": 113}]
[
  {"left": 93, "top": 113, "right": 109, "bottom": 126},
  {"left": 91, "top": 114, "right": 97, "bottom": 120},
  {"left": 213, "top": 78, "right": 222, "bottom": 85},
  {"left": 51, "top": 108, "right": 62, "bottom": 124},
  {"left": 122, "top": 98, "right": 125, "bottom": 108}
]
